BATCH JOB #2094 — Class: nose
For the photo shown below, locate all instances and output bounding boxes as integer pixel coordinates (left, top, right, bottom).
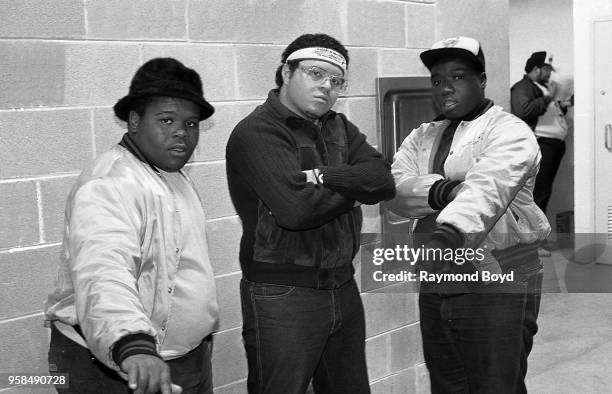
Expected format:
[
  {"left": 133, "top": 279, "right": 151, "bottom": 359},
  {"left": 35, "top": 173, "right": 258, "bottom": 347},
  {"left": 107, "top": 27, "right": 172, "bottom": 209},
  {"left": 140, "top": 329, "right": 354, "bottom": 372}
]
[
  {"left": 319, "top": 76, "right": 332, "bottom": 91},
  {"left": 440, "top": 79, "right": 454, "bottom": 95},
  {"left": 173, "top": 125, "right": 187, "bottom": 138}
]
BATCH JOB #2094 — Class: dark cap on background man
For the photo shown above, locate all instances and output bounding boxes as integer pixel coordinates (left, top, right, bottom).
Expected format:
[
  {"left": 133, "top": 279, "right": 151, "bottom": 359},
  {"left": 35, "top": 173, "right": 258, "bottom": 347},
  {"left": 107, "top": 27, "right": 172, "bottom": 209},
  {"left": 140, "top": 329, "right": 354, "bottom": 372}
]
[
  {"left": 420, "top": 36, "right": 486, "bottom": 73},
  {"left": 114, "top": 57, "right": 215, "bottom": 121},
  {"left": 524, "top": 51, "right": 555, "bottom": 73}
]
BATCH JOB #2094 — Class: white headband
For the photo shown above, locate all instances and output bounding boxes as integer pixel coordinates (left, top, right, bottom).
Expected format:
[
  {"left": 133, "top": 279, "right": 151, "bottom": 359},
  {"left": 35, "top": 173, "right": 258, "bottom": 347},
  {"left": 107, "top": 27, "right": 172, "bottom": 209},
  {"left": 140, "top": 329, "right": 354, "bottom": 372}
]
[{"left": 285, "top": 47, "right": 347, "bottom": 73}]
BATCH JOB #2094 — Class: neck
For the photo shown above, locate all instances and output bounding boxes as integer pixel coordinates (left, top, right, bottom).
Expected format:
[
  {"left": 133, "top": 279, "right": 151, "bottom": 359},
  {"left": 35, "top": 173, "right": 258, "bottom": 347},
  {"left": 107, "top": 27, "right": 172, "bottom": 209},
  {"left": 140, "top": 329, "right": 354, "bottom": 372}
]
[{"left": 278, "top": 86, "right": 318, "bottom": 122}]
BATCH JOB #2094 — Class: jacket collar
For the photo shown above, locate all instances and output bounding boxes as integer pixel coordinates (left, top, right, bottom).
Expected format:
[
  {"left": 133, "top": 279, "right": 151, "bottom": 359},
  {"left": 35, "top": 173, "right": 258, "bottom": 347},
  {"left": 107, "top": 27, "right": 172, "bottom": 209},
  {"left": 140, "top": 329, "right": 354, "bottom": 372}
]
[{"left": 119, "top": 133, "right": 161, "bottom": 175}]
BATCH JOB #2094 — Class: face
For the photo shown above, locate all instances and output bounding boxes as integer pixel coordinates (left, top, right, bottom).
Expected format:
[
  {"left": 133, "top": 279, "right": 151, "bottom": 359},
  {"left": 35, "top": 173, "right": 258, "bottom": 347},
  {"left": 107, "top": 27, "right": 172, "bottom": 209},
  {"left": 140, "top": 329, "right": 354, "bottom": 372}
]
[
  {"left": 430, "top": 58, "right": 486, "bottom": 120},
  {"left": 128, "top": 96, "right": 201, "bottom": 172},
  {"left": 279, "top": 59, "right": 343, "bottom": 121},
  {"left": 539, "top": 65, "right": 552, "bottom": 83}
]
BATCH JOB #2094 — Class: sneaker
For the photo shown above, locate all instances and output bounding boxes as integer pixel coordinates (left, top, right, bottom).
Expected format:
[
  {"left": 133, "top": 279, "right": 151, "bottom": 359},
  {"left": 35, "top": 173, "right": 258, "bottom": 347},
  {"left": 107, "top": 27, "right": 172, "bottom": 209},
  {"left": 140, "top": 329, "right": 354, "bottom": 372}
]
[{"left": 538, "top": 247, "right": 552, "bottom": 257}]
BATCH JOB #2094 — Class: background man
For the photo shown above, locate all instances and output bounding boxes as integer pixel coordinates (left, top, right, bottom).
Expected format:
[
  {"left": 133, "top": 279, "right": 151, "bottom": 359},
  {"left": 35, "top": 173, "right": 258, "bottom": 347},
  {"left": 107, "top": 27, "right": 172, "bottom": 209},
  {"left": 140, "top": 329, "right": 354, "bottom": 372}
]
[
  {"left": 226, "top": 33, "right": 395, "bottom": 393},
  {"left": 45, "top": 58, "right": 219, "bottom": 394},
  {"left": 511, "top": 52, "right": 573, "bottom": 256},
  {"left": 388, "top": 37, "right": 550, "bottom": 393}
]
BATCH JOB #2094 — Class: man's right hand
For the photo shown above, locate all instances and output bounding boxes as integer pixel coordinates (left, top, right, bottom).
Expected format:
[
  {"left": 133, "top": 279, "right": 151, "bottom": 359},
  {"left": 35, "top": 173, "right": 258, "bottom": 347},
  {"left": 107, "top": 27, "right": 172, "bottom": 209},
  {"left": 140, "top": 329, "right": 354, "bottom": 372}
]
[{"left": 121, "top": 354, "right": 182, "bottom": 394}]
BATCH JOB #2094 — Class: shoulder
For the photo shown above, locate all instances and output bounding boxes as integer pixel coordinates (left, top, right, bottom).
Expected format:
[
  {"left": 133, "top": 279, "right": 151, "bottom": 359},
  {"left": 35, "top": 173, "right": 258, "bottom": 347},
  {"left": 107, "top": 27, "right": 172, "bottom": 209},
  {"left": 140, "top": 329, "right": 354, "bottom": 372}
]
[
  {"left": 482, "top": 107, "right": 537, "bottom": 143},
  {"left": 74, "top": 146, "right": 154, "bottom": 195}
]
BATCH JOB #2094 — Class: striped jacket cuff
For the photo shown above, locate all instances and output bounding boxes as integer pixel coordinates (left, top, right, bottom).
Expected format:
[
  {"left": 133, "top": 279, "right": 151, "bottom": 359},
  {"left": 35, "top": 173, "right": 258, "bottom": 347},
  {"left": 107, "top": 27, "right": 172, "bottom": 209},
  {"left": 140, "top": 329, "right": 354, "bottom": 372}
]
[
  {"left": 112, "top": 333, "right": 160, "bottom": 366},
  {"left": 428, "top": 179, "right": 462, "bottom": 210}
]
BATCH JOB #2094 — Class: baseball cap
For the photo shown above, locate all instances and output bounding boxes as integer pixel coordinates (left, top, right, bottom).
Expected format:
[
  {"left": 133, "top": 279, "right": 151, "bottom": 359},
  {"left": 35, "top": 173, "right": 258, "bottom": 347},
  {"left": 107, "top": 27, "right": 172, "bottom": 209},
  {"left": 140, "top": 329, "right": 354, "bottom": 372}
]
[
  {"left": 524, "top": 51, "right": 555, "bottom": 73},
  {"left": 420, "top": 36, "right": 485, "bottom": 72}
]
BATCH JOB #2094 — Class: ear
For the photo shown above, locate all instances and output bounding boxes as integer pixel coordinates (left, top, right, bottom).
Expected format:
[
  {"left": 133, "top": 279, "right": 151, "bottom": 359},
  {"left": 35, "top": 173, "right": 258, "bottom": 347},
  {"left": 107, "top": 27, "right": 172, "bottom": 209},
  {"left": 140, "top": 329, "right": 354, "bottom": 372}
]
[
  {"left": 281, "top": 63, "right": 293, "bottom": 86},
  {"left": 479, "top": 72, "right": 487, "bottom": 90},
  {"left": 128, "top": 110, "right": 140, "bottom": 134}
]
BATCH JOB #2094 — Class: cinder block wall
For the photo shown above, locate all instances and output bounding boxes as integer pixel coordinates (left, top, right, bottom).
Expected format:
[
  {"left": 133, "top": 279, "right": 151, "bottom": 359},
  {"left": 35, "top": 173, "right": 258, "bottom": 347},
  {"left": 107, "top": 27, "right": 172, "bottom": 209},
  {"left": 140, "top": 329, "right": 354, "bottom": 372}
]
[{"left": 0, "top": 1, "right": 508, "bottom": 393}]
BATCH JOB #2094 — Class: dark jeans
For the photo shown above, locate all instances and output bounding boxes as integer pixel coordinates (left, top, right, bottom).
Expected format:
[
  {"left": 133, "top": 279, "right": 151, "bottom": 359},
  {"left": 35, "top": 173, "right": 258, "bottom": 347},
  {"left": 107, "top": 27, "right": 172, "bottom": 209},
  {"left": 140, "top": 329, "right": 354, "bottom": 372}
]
[
  {"left": 419, "top": 269, "right": 543, "bottom": 394},
  {"left": 240, "top": 278, "right": 370, "bottom": 394},
  {"left": 48, "top": 323, "right": 213, "bottom": 394},
  {"left": 533, "top": 137, "right": 566, "bottom": 213}
]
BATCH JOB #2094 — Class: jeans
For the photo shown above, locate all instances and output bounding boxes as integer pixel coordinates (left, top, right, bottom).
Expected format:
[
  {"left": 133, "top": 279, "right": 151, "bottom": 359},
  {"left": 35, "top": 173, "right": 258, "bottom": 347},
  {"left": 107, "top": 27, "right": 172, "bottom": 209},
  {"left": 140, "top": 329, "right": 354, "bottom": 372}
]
[
  {"left": 240, "top": 278, "right": 370, "bottom": 394},
  {"left": 48, "top": 323, "right": 213, "bottom": 394},
  {"left": 419, "top": 269, "right": 543, "bottom": 394},
  {"left": 533, "top": 137, "right": 566, "bottom": 213}
]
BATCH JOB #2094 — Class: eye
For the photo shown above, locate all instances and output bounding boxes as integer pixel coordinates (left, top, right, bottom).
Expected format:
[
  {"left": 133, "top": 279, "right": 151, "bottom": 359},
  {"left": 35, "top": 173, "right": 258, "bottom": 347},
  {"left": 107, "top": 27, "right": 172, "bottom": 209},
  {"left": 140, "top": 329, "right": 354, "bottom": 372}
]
[
  {"left": 309, "top": 68, "right": 324, "bottom": 79},
  {"left": 453, "top": 75, "right": 465, "bottom": 80},
  {"left": 431, "top": 80, "right": 441, "bottom": 87},
  {"left": 185, "top": 120, "right": 198, "bottom": 128},
  {"left": 160, "top": 118, "right": 173, "bottom": 125},
  {"left": 329, "top": 76, "right": 344, "bottom": 87}
]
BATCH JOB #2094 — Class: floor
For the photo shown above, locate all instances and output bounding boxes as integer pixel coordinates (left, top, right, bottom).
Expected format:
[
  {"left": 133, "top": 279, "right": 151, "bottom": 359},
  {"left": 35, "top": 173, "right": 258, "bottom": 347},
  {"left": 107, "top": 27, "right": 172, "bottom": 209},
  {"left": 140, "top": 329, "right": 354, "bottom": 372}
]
[{"left": 526, "top": 245, "right": 612, "bottom": 393}]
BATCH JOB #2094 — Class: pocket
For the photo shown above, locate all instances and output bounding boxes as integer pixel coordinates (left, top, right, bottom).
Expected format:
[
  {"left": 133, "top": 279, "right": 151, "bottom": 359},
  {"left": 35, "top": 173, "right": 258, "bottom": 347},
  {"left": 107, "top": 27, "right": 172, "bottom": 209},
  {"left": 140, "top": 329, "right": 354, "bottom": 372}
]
[{"left": 251, "top": 282, "right": 296, "bottom": 298}]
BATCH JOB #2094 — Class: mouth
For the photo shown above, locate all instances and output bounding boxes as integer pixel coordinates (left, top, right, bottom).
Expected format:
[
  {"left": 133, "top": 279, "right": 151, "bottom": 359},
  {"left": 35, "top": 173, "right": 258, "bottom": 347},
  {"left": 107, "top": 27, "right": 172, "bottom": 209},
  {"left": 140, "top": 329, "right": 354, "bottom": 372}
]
[
  {"left": 441, "top": 99, "right": 458, "bottom": 111},
  {"left": 313, "top": 95, "right": 328, "bottom": 104},
  {"left": 169, "top": 144, "right": 189, "bottom": 154}
]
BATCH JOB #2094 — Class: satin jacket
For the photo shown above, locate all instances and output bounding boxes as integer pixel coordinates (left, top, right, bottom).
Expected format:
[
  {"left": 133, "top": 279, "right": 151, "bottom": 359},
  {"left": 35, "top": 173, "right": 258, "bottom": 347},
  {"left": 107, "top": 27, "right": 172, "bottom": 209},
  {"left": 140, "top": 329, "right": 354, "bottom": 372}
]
[
  {"left": 391, "top": 105, "right": 551, "bottom": 255},
  {"left": 44, "top": 144, "right": 218, "bottom": 369}
]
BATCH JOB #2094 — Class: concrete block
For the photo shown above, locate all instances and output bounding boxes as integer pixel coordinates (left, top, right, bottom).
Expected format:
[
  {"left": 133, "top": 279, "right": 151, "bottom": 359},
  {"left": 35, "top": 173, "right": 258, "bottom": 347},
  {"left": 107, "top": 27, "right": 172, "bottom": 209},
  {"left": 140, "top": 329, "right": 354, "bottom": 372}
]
[
  {"left": 215, "top": 380, "right": 247, "bottom": 394},
  {"left": 86, "top": 0, "right": 186, "bottom": 40},
  {"left": 93, "top": 107, "right": 126, "bottom": 157},
  {"left": 0, "top": 0, "right": 85, "bottom": 39},
  {"left": 188, "top": 0, "right": 342, "bottom": 44},
  {"left": 389, "top": 324, "right": 423, "bottom": 371},
  {"left": 345, "top": 48, "right": 379, "bottom": 97},
  {"left": 0, "top": 314, "right": 50, "bottom": 372},
  {"left": 346, "top": 97, "right": 378, "bottom": 145},
  {"left": 366, "top": 333, "right": 389, "bottom": 381},
  {"left": 215, "top": 272, "right": 242, "bottom": 332},
  {"left": 40, "top": 177, "right": 78, "bottom": 244},
  {"left": 206, "top": 217, "right": 242, "bottom": 276},
  {"left": 212, "top": 327, "right": 248, "bottom": 388},
  {"left": 0, "top": 109, "right": 92, "bottom": 179},
  {"left": 0, "top": 42, "right": 140, "bottom": 109},
  {"left": 379, "top": 49, "right": 429, "bottom": 77},
  {"left": 371, "top": 368, "right": 416, "bottom": 394},
  {"left": 142, "top": 44, "right": 238, "bottom": 102},
  {"left": 362, "top": 293, "right": 416, "bottom": 337},
  {"left": 415, "top": 362, "right": 431, "bottom": 394},
  {"left": 63, "top": 43, "right": 141, "bottom": 107},
  {"left": 235, "top": 45, "right": 284, "bottom": 100},
  {"left": 0, "top": 245, "right": 60, "bottom": 320},
  {"left": 346, "top": 1, "right": 405, "bottom": 47},
  {"left": 361, "top": 203, "right": 381, "bottom": 235},
  {"left": 406, "top": 4, "right": 436, "bottom": 48},
  {"left": 187, "top": 162, "right": 236, "bottom": 219},
  {"left": 0, "top": 41, "right": 66, "bottom": 108},
  {"left": 194, "top": 102, "right": 258, "bottom": 162},
  {"left": 0, "top": 182, "right": 38, "bottom": 249}
]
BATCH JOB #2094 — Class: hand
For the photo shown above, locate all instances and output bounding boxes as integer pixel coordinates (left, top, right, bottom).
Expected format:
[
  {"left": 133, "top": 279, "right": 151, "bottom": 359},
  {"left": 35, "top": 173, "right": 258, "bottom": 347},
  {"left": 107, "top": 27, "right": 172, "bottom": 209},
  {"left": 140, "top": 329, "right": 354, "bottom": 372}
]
[{"left": 121, "top": 354, "right": 182, "bottom": 394}]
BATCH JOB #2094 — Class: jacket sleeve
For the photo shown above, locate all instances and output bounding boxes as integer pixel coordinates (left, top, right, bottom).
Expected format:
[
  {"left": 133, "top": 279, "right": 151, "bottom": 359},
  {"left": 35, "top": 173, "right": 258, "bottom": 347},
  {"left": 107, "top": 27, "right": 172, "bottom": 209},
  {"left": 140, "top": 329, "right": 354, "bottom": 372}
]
[
  {"left": 318, "top": 115, "right": 396, "bottom": 204},
  {"left": 386, "top": 124, "right": 445, "bottom": 218},
  {"left": 511, "top": 81, "right": 550, "bottom": 124},
  {"left": 226, "top": 119, "right": 355, "bottom": 231},
  {"left": 67, "top": 178, "right": 157, "bottom": 369},
  {"left": 437, "top": 118, "right": 541, "bottom": 248}
]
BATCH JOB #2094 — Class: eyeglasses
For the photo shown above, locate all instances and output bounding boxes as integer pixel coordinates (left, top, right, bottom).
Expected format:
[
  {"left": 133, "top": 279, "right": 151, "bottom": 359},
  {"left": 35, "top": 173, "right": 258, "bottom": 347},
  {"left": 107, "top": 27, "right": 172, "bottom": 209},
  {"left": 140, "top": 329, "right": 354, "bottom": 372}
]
[{"left": 299, "top": 66, "right": 348, "bottom": 93}]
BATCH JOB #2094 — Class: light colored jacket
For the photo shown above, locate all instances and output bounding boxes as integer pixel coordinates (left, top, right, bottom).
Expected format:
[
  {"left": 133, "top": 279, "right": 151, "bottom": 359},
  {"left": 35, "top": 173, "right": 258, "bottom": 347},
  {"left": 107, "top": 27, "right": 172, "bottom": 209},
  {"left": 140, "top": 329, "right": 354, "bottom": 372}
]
[
  {"left": 45, "top": 145, "right": 218, "bottom": 369},
  {"left": 391, "top": 105, "right": 550, "bottom": 252}
]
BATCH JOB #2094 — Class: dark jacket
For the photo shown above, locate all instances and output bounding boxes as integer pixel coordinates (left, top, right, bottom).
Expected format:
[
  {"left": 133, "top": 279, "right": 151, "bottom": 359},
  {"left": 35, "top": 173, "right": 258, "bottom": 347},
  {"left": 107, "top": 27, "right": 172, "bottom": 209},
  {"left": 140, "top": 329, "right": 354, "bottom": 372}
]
[
  {"left": 510, "top": 75, "right": 550, "bottom": 130},
  {"left": 226, "top": 90, "right": 395, "bottom": 289}
]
